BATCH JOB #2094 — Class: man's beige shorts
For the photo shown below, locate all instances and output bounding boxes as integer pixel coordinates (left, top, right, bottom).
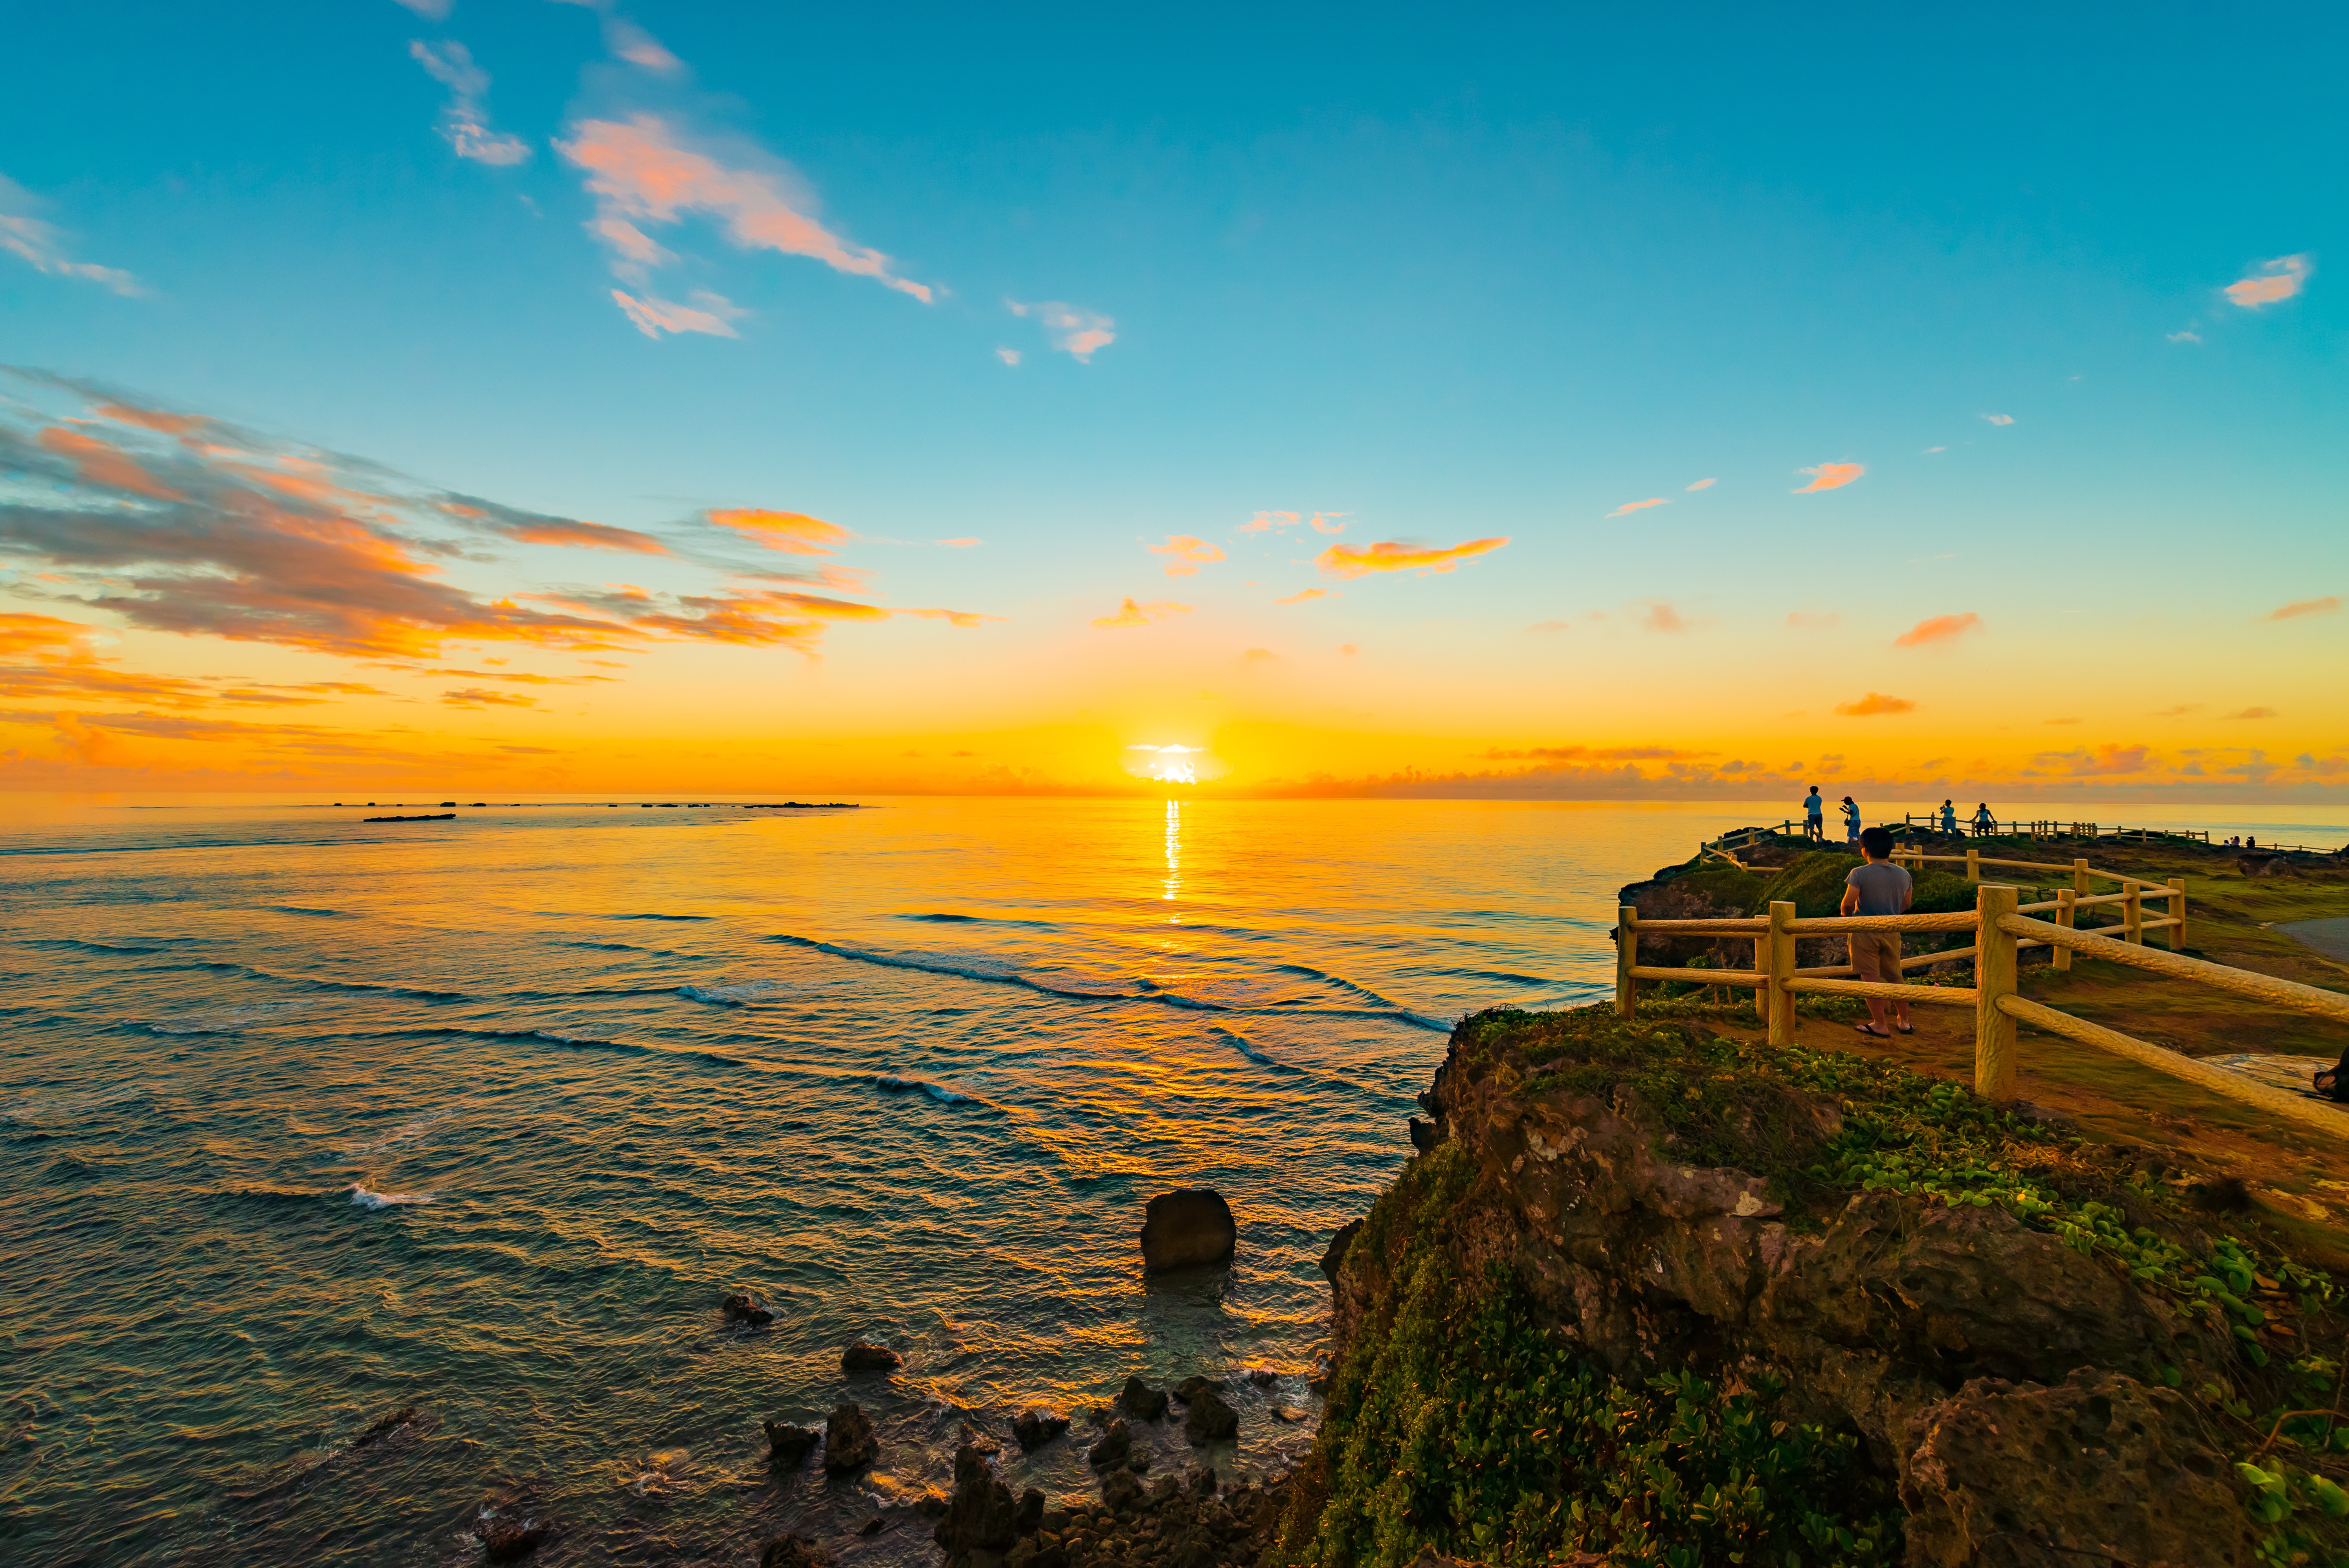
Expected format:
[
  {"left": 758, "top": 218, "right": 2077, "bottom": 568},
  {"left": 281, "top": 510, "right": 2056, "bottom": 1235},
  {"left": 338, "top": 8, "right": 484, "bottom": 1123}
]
[{"left": 1849, "top": 932, "right": 1902, "bottom": 982}]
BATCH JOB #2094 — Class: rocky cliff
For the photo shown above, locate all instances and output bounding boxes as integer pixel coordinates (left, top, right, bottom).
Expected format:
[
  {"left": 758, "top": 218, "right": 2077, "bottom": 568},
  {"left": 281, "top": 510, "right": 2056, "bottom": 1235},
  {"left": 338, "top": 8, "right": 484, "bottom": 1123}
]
[{"left": 1274, "top": 1004, "right": 2349, "bottom": 1568}]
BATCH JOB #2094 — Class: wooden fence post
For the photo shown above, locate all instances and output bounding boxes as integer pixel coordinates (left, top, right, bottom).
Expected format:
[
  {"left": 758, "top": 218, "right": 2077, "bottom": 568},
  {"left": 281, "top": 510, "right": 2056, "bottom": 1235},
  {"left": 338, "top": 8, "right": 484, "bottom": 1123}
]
[
  {"left": 1753, "top": 935, "right": 1766, "bottom": 1020},
  {"left": 2072, "top": 858, "right": 2091, "bottom": 921},
  {"left": 1766, "top": 900, "right": 1796, "bottom": 1046},
  {"left": 2124, "top": 882, "right": 2143, "bottom": 945},
  {"left": 1966, "top": 845, "right": 1980, "bottom": 882},
  {"left": 2054, "top": 888, "right": 2076, "bottom": 972},
  {"left": 1616, "top": 904, "right": 1638, "bottom": 1017},
  {"left": 1975, "top": 884, "right": 2019, "bottom": 1100},
  {"left": 2167, "top": 877, "right": 2186, "bottom": 952}
]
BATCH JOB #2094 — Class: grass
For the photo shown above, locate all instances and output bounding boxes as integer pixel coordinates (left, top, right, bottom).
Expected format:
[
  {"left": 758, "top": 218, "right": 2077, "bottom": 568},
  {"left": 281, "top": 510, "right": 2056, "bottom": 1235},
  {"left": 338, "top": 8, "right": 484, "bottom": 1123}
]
[{"left": 1273, "top": 1005, "right": 2349, "bottom": 1568}]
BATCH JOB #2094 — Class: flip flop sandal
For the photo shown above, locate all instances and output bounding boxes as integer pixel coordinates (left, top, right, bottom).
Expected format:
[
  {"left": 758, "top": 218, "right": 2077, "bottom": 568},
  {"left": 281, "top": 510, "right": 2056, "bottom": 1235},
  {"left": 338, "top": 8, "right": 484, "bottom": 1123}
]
[
  {"left": 1854, "top": 1023, "right": 1890, "bottom": 1038},
  {"left": 1893, "top": 1022, "right": 1916, "bottom": 1034}
]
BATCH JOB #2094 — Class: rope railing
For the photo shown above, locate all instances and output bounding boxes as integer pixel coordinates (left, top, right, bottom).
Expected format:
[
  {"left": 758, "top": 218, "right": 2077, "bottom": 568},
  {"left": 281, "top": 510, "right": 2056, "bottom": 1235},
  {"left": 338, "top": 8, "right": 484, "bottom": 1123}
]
[{"left": 1614, "top": 875, "right": 2349, "bottom": 1140}]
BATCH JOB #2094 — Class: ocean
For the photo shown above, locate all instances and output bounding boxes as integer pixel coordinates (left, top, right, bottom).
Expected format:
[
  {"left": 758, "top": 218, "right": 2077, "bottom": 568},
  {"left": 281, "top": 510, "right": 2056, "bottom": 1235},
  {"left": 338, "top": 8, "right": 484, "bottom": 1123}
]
[{"left": 3, "top": 793, "right": 2340, "bottom": 1566}]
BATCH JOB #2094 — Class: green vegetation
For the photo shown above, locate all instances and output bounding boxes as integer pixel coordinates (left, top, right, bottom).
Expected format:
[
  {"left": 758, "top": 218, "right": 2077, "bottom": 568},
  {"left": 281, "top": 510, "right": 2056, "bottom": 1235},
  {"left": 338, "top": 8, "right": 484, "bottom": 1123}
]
[{"left": 1275, "top": 1005, "right": 2349, "bottom": 1568}]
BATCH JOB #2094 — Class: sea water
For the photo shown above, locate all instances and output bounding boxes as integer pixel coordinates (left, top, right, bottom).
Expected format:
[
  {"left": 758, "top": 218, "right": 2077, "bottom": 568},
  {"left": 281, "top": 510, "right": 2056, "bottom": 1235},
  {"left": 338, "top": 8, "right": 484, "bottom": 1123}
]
[{"left": 1, "top": 794, "right": 2336, "bottom": 1566}]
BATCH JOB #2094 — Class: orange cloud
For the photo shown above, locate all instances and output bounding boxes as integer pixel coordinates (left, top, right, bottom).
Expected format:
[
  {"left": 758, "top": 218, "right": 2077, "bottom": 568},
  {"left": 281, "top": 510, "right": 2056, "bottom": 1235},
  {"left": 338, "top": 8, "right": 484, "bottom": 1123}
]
[
  {"left": 936, "top": 537, "right": 980, "bottom": 548},
  {"left": 1893, "top": 612, "right": 1982, "bottom": 647},
  {"left": 1686, "top": 478, "right": 1716, "bottom": 491},
  {"left": 1275, "top": 588, "right": 1332, "bottom": 605},
  {"left": 1642, "top": 602, "right": 1688, "bottom": 633},
  {"left": 1606, "top": 497, "right": 1668, "bottom": 518},
  {"left": 2224, "top": 706, "right": 2277, "bottom": 720},
  {"left": 2266, "top": 595, "right": 2340, "bottom": 621},
  {"left": 558, "top": 115, "right": 933, "bottom": 304},
  {"left": 1241, "top": 510, "right": 1345, "bottom": 535},
  {"left": 1092, "top": 596, "right": 1193, "bottom": 628},
  {"left": 442, "top": 688, "right": 538, "bottom": 708},
  {"left": 1148, "top": 535, "right": 1226, "bottom": 576},
  {"left": 1793, "top": 463, "right": 1864, "bottom": 493},
  {"left": 2033, "top": 744, "right": 2153, "bottom": 776},
  {"left": 611, "top": 289, "right": 743, "bottom": 340},
  {"left": 2224, "top": 254, "right": 2312, "bottom": 309},
  {"left": 1834, "top": 692, "right": 1916, "bottom": 716},
  {"left": 706, "top": 508, "right": 849, "bottom": 555},
  {"left": 1315, "top": 537, "right": 1508, "bottom": 579},
  {"left": 1007, "top": 300, "right": 1115, "bottom": 361},
  {"left": 496, "top": 517, "right": 670, "bottom": 554},
  {"left": 37, "top": 427, "right": 184, "bottom": 501}
]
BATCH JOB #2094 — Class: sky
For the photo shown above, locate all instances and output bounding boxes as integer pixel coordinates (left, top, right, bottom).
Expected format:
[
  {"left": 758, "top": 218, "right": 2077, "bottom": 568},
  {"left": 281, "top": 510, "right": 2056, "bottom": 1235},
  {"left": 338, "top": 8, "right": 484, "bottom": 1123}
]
[{"left": 0, "top": 1, "right": 2342, "bottom": 801}]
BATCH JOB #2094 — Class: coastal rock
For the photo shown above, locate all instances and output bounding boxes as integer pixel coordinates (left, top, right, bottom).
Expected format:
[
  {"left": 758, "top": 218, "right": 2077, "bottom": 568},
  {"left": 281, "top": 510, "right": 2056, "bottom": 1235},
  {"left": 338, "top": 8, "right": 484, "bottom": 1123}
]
[
  {"left": 758, "top": 1534, "right": 834, "bottom": 1568},
  {"left": 1246, "top": 1367, "right": 1277, "bottom": 1386},
  {"left": 1318, "top": 1220, "right": 1361, "bottom": 1284},
  {"left": 934, "top": 1443, "right": 1020, "bottom": 1566},
  {"left": 913, "top": 1490, "right": 950, "bottom": 1518},
  {"left": 1011, "top": 1408, "right": 1069, "bottom": 1450},
  {"left": 842, "top": 1339, "right": 902, "bottom": 1372},
  {"left": 1408, "top": 1115, "right": 1438, "bottom": 1153},
  {"left": 1101, "top": 1468, "right": 1145, "bottom": 1513},
  {"left": 1172, "top": 1375, "right": 1222, "bottom": 1402},
  {"left": 351, "top": 1405, "right": 422, "bottom": 1450},
  {"left": 762, "top": 1420, "right": 820, "bottom": 1467},
  {"left": 1182, "top": 1390, "right": 1239, "bottom": 1445},
  {"left": 478, "top": 1515, "right": 551, "bottom": 1562},
  {"left": 823, "top": 1403, "right": 877, "bottom": 1473},
  {"left": 1140, "top": 1188, "right": 1236, "bottom": 1270},
  {"left": 1117, "top": 1375, "right": 1169, "bottom": 1421},
  {"left": 1086, "top": 1419, "right": 1132, "bottom": 1470},
  {"left": 956, "top": 1420, "right": 1002, "bottom": 1457},
  {"left": 1015, "top": 1486, "right": 1046, "bottom": 1535},
  {"left": 1899, "top": 1369, "right": 2253, "bottom": 1567},
  {"left": 721, "top": 1291, "right": 774, "bottom": 1326}
]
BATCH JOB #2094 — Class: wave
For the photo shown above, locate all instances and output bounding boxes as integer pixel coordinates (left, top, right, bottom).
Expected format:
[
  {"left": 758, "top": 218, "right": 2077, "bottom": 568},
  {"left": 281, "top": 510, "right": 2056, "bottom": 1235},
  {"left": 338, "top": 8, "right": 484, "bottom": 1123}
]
[
  {"left": 266, "top": 906, "right": 351, "bottom": 919},
  {"left": 872, "top": 1074, "right": 975, "bottom": 1106},
  {"left": 1210, "top": 1026, "right": 1288, "bottom": 1068},
  {"left": 610, "top": 913, "right": 713, "bottom": 922},
  {"left": 678, "top": 979, "right": 792, "bottom": 1005},
  {"left": 896, "top": 912, "right": 1054, "bottom": 929},
  {"left": 147, "top": 1000, "right": 316, "bottom": 1035},
  {"left": 566, "top": 940, "right": 650, "bottom": 952},
  {"left": 351, "top": 1184, "right": 435, "bottom": 1210},
  {"left": 23, "top": 937, "right": 174, "bottom": 955}
]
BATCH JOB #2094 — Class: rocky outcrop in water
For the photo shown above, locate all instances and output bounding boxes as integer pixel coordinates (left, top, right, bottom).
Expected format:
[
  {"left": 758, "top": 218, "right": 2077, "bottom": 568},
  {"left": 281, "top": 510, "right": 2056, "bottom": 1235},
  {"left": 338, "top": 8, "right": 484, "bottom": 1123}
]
[
  {"left": 822, "top": 1403, "right": 876, "bottom": 1473},
  {"left": 1012, "top": 1408, "right": 1070, "bottom": 1450},
  {"left": 1140, "top": 1189, "right": 1236, "bottom": 1270},
  {"left": 721, "top": 1290, "right": 774, "bottom": 1326},
  {"left": 757, "top": 1534, "right": 833, "bottom": 1568},
  {"left": 762, "top": 1420, "right": 820, "bottom": 1467},
  {"left": 936, "top": 1449, "right": 1292, "bottom": 1568},
  {"left": 1181, "top": 1390, "right": 1238, "bottom": 1446},
  {"left": 1086, "top": 1418, "right": 1132, "bottom": 1470},
  {"left": 842, "top": 1339, "right": 901, "bottom": 1372},
  {"left": 477, "top": 1513, "right": 550, "bottom": 1562},
  {"left": 1117, "top": 1375, "right": 1169, "bottom": 1421}
]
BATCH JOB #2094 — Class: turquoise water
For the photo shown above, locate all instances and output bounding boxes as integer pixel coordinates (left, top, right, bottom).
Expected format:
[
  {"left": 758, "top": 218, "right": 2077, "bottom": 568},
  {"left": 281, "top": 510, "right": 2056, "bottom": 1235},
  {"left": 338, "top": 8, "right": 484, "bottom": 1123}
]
[{"left": 0, "top": 795, "right": 1762, "bottom": 1567}]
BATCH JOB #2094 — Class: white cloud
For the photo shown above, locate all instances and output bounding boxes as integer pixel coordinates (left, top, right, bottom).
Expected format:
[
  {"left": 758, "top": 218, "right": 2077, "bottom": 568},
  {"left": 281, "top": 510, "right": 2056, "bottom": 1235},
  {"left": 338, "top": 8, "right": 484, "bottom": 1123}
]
[
  {"left": 1981, "top": 413, "right": 2013, "bottom": 426},
  {"left": 392, "top": 0, "right": 452, "bottom": 17},
  {"left": 1685, "top": 477, "right": 1716, "bottom": 491},
  {"left": 409, "top": 40, "right": 532, "bottom": 166},
  {"left": 2166, "top": 329, "right": 2202, "bottom": 344},
  {"left": 0, "top": 174, "right": 142, "bottom": 295},
  {"left": 611, "top": 288, "right": 745, "bottom": 339},
  {"left": 1008, "top": 299, "right": 1115, "bottom": 361},
  {"left": 605, "top": 18, "right": 682, "bottom": 72},
  {"left": 995, "top": 347, "right": 1021, "bottom": 366},
  {"left": 2224, "top": 253, "right": 2312, "bottom": 309}
]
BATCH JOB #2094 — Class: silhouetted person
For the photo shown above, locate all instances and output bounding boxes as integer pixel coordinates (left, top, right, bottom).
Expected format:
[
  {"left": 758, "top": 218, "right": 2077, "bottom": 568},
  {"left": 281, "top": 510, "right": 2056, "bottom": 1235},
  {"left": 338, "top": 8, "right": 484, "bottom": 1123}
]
[
  {"left": 1840, "top": 794, "right": 1861, "bottom": 847},
  {"left": 1843, "top": 825, "right": 1914, "bottom": 1038},
  {"left": 1803, "top": 786, "right": 1824, "bottom": 841},
  {"left": 1971, "top": 802, "right": 1994, "bottom": 836},
  {"left": 1939, "top": 799, "right": 1958, "bottom": 834}
]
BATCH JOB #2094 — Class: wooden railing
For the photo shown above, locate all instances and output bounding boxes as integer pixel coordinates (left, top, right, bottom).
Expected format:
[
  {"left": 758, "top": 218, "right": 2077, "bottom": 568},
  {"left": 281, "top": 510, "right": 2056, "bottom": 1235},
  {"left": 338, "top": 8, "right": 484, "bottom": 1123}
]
[{"left": 1615, "top": 880, "right": 2349, "bottom": 1139}]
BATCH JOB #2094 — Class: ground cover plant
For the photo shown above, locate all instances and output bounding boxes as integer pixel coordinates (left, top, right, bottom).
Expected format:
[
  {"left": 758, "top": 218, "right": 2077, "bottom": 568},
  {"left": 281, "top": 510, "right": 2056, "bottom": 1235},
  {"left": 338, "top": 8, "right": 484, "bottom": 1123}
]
[{"left": 1274, "top": 1003, "right": 2349, "bottom": 1568}]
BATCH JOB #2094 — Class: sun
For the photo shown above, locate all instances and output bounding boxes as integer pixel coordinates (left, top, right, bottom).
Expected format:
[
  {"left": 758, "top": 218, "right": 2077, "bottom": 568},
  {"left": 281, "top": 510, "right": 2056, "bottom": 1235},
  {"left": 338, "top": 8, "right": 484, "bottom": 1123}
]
[{"left": 1123, "top": 742, "right": 1218, "bottom": 784}]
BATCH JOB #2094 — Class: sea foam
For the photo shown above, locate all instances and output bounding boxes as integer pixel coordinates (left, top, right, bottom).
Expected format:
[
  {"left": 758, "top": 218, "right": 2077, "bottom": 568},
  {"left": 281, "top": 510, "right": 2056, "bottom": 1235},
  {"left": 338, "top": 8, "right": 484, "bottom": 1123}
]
[{"left": 350, "top": 1184, "right": 436, "bottom": 1210}]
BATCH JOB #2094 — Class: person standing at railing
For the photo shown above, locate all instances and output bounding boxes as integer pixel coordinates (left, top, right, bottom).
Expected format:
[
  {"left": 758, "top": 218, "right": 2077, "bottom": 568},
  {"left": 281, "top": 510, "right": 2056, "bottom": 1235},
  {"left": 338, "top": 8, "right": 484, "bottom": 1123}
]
[
  {"left": 1839, "top": 794, "right": 1861, "bottom": 847},
  {"left": 1803, "top": 786, "right": 1824, "bottom": 842},
  {"left": 1843, "top": 825, "right": 1915, "bottom": 1038},
  {"left": 1939, "top": 799, "right": 1958, "bottom": 834},
  {"left": 1971, "top": 802, "right": 1994, "bottom": 836}
]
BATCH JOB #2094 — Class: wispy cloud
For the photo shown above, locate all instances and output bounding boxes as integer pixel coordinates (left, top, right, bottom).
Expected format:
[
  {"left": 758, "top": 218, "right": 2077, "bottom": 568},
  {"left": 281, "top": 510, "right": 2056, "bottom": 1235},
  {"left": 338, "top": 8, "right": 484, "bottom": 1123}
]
[
  {"left": 1641, "top": 601, "right": 1688, "bottom": 633},
  {"left": 1685, "top": 478, "right": 1716, "bottom": 491},
  {"left": 1893, "top": 611, "right": 1981, "bottom": 648},
  {"left": 2266, "top": 595, "right": 2340, "bottom": 622},
  {"left": 2033, "top": 743, "right": 2152, "bottom": 776},
  {"left": 408, "top": 40, "right": 532, "bottom": 166},
  {"left": 1485, "top": 745, "right": 1702, "bottom": 762},
  {"left": 1315, "top": 537, "right": 1508, "bottom": 579},
  {"left": 995, "top": 347, "right": 1021, "bottom": 367},
  {"left": 453, "top": 504, "right": 669, "bottom": 554},
  {"left": 1525, "top": 620, "right": 1569, "bottom": 633},
  {"left": 610, "top": 288, "right": 743, "bottom": 339},
  {"left": 1241, "top": 511, "right": 1345, "bottom": 535},
  {"left": 556, "top": 114, "right": 933, "bottom": 333},
  {"left": 442, "top": 687, "right": 538, "bottom": 709},
  {"left": 1981, "top": 413, "right": 2013, "bottom": 426},
  {"left": 2224, "top": 706, "right": 2278, "bottom": 720},
  {"left": 704, "top": 508, "right": 848, "bottom": 555},
  {"left": 1091, "top": 596, "right": 1192, "bottom": 628},
  {"left": 1147, "top": 535, "right": 1225, "bottom": 577},
  {"left": 1921, "top": 446, "right": 1946, "bottom": 455},
  {"left": 1834, "top": 691, "right": 1916, "bottom": 716},
  {"left": 2223, "top": 253, "right": 2312, "bottom": 309},
  {"left": 2167, "top": 329, "right": 2201, "bottom": 344},
  {"left": 392, "top": 0, "right": 451, "bottom": 17},
  {"left": 935, "top": 536, "right": 980, "bottom": 548},
  {"left": 1606, "top": 497, "right": 1668, "bottom": 518},
  {"left": 1275, "top": 588, "right": 1332, "bottom": 605},
  {"left": 604, "top": 17, "right": 682, "bottom": 73},
  {"left": 1007, "top": 300, "right": 1114, "bottom": 361},
  {"left": 2149, "top": 703, "right": 2202, "bottom": 718},
  {"left": 1793, "top": 463, "right": 1864, "bottom": 493},
  {"left": 1786, "top": 610, "right": 1840, "bottom": 629},
  {"left": 0, "top": 174, "right": 142, "bottom": 295}
]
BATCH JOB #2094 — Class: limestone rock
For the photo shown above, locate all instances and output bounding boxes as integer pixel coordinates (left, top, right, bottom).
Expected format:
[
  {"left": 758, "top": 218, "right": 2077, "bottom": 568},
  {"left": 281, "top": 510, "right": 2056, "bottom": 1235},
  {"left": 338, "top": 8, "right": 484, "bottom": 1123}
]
[
  {"left": 1182, "top": 1390, "right": 1239, "bottom": 1445},
  {"left": 1899, "top": 1368, "right": 2254, "bottom": 1568},
  {"left": 762, "top": 1420, "right": 820, "bottom": 1467},
  {"left": 842, "top": 1339, "right": 901, "bottom": 1372},
  {"left": 1318, "top": 1219, "right": 1361, "bottom": 1284},
  {"left": 1140, "top": 1188, "right": 1236, "bottom": 1270},
  {"left": 1408, "top": 1115, "right": 1438, "bottom": 1153},
  {"left": 1011, "top": 1408, "right": 1069, "bottom": 1451},
  {"left": 823, "top": 1403, "right": 877, "bottom": 1473},
  {"left": 1117, "top": 1375, "right": 1169, "bottom": 1421}
]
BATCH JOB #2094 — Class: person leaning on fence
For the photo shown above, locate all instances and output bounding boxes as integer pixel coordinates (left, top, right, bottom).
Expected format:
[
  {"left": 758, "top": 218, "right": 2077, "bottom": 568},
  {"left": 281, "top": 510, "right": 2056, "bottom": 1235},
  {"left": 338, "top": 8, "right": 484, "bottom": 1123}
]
[
  {"left": 1803, "top": 786, "right": 1824, "bottom": 841},
  {"left": 1971, "top": 801, "right": 1994, "bottom": 835},
  {"left": 1840, "top": 795, "right": 1861, "bottom": 846},
  {"left": 1842, "top": 825, "right": 1914, "bottom": 1038}
]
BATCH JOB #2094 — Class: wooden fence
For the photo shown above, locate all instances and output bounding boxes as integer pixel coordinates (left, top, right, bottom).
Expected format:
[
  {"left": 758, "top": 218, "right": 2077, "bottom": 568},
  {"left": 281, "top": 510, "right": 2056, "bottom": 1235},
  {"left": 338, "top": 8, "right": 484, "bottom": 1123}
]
[{"left": 1615, "top": 873, "right": 2349, "bottom": 1140}]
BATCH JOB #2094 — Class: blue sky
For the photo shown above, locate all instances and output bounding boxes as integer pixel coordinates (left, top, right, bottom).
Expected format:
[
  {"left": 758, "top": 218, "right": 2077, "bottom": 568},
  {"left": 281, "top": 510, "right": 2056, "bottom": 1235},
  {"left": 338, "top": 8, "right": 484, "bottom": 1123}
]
[{"left": 0, "top": 2, "right": 2341, "bottom": 795}]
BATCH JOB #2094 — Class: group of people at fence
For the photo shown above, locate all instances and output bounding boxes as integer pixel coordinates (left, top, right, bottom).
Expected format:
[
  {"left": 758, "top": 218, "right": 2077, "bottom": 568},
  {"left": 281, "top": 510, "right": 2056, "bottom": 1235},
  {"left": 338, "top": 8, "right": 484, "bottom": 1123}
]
[{"left": 1803, "top": 787, "right": 1994, "bottom": 845}]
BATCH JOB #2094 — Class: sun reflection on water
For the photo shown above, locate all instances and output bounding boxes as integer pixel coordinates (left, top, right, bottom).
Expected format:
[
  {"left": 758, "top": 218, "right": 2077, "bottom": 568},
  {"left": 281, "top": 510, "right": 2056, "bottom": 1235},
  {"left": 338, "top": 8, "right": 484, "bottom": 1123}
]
[{"left": 1163, "top": 798, "right": 1182, "bottom": 909}]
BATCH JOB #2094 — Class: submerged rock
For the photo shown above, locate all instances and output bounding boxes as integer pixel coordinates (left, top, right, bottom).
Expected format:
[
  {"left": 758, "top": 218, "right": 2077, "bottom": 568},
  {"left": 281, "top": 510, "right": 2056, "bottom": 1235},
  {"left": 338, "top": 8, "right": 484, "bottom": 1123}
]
[
  {"left": 1140, "top": 1188, "right": 1236, "bottom": 1270},
  {"left": 822, "top": 1403, "right": 877, "bottom": 1473},
  {"left": 1171, "top": 1375, "right": 1222, "bottom": 1402},
  {"left": 721, "top": 1291, "right": 774, "bottom": 1326},
  {"left": 1117, "top": 1375, "right": 1169, "bottom": 1421},
  {"left": 1182, "top": 1389, "right": 1239, "bottom": 1445},
  {"left": 762, "top": 1420, "right": 820, "bottom": 1468},
  {"left": 350, "top": 1404, "right": 421, "bottom": 1450},
  {"left": 841, "top": 1339, "right": 901, "bottom": 1372},
  {"left": 478, "top": 1515, "right": 550, "bottom": 1562},
  {"left": 1086, "top": 1418, "right": 1131, "bottom": 1470},
  {"left": 757, "top": 1534, "right": 833, "bottom": 1568},
  {"left": 1011, "top": 1408, "right": 1069, "bottom": 1451}
]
